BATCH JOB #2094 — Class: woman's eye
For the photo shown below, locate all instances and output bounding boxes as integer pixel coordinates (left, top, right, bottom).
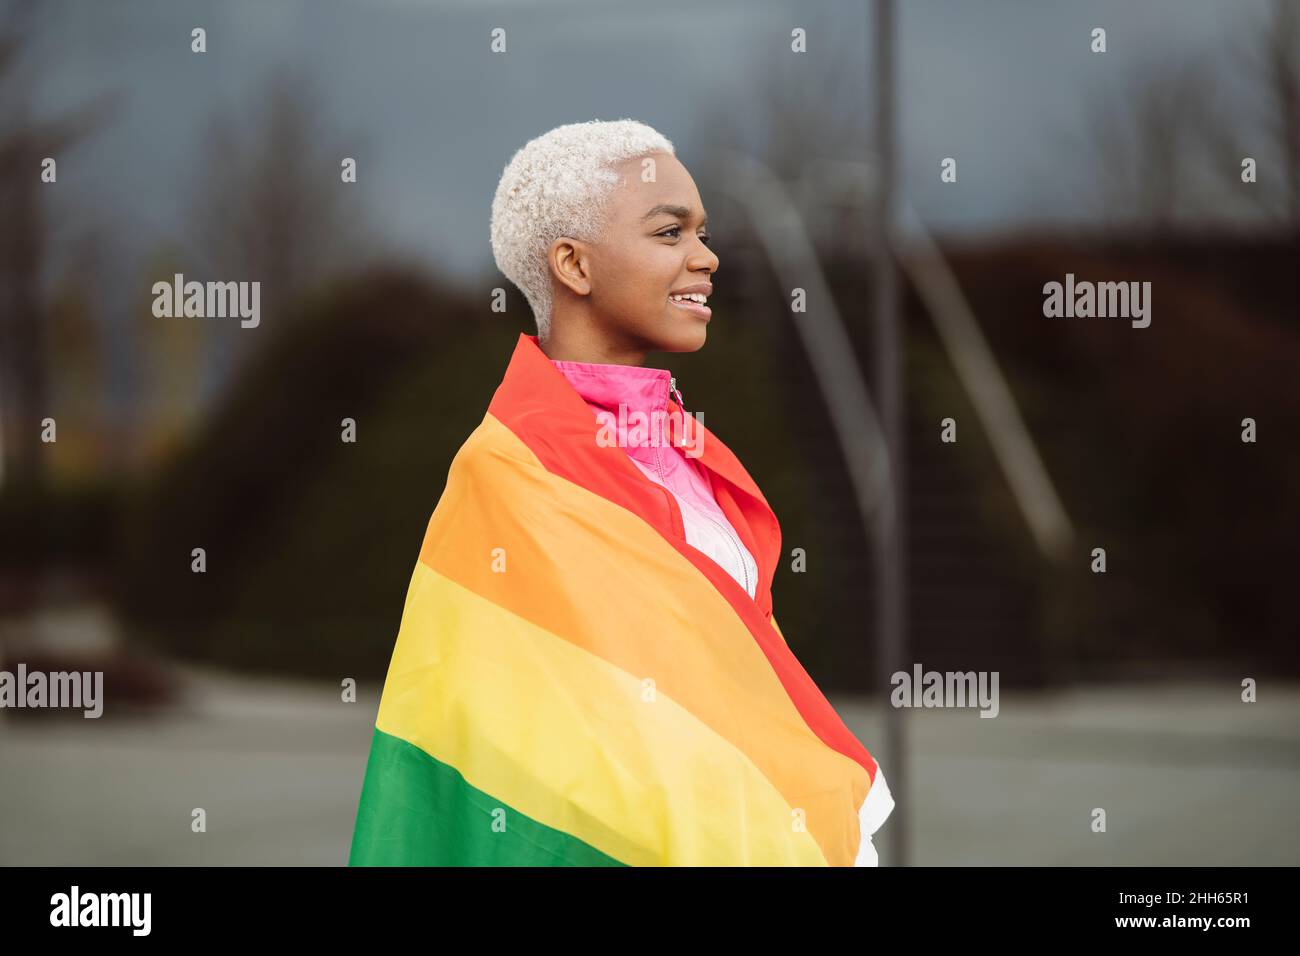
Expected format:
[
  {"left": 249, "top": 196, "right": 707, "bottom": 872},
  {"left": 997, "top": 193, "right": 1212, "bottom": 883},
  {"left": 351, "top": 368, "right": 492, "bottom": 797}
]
[{"left": 660, "top": 225, "right": 711, "bottom": 245}]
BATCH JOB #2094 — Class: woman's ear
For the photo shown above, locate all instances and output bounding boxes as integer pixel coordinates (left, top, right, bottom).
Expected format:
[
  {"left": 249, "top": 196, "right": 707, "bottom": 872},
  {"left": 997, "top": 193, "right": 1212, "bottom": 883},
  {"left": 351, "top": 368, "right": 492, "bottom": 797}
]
[{"left": 549, "top": 236, "right": 593, "bottom": 298}]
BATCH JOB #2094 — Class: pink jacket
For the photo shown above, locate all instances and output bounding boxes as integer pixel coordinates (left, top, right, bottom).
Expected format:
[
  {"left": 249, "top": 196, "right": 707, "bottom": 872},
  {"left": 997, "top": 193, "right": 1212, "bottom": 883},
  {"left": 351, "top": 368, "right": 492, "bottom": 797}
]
[{"left": 550, "top": 358, "right": 760, "bottom": 599}]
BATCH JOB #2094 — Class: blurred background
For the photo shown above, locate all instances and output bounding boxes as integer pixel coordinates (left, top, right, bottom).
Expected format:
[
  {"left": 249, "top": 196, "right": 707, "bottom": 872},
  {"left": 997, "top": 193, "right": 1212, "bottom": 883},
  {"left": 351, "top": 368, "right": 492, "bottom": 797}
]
[{"left": 1, "top": 0, "right": 1297, "bottom": 865}]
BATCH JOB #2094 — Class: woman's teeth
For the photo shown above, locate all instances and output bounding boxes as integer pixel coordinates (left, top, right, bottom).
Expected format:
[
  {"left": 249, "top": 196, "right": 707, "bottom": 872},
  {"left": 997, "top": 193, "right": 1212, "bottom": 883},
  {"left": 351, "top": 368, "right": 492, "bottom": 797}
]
[{"left": 670, "top": 293, "right": 707, "bottom": 304}]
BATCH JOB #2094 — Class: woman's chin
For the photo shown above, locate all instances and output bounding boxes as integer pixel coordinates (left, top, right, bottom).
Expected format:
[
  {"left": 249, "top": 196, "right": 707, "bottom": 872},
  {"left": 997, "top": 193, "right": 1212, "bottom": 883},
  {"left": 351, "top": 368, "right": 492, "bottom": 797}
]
[
  {"left": 652, "top": 312, "right": 709, "bottom": 352},
  {"left": 656, "top": 326, "right": 707, "bottom": 353}
]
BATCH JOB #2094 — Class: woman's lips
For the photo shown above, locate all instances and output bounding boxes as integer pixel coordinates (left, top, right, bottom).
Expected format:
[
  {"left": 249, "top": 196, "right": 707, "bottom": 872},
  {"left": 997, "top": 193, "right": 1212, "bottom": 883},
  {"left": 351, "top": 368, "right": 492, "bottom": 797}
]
[{"left": 669, "top": 297, "right": 711, "bottom": 319}]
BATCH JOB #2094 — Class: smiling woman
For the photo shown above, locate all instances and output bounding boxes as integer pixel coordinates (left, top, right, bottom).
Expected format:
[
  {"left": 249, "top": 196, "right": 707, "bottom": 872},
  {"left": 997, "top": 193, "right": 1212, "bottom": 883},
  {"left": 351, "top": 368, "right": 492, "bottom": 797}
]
[
  {"left": 489, "top": 120, "right": 719, "bottom": 363},
  {"left": 348, "top": 118, "right": 893, "bottom": 867}
]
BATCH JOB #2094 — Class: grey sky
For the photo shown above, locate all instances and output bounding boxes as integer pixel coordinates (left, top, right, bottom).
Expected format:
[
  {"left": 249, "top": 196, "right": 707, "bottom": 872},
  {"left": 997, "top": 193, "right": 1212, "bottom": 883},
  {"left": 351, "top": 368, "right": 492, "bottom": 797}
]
[{"left": 25, "top": 0, "right": 1284, "bottom": 284}]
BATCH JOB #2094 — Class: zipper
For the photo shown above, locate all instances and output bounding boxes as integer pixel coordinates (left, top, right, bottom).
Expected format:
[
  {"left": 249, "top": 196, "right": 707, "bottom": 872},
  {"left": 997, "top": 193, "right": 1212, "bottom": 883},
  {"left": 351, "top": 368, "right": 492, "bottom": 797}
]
[
  {"left": 661, "top": 373, "right": 753, "bottom": 596},
  {"left": 658, "top": 375, "right": 680, "bottom": 480},
  {"left": 697, "top": 506, "right": 753, "bottom": 595},
  {"left": 650, "top": 411, "right": 683, "bottom": 536},
  {"left": 652, "top": 429, "right": 669, "bottom": 484},
  {"left": 654, "top": 461, "right": 683, "bottom": 537},
  {"left": 667, "top": 375, "right": 689, "bottom": 451}
]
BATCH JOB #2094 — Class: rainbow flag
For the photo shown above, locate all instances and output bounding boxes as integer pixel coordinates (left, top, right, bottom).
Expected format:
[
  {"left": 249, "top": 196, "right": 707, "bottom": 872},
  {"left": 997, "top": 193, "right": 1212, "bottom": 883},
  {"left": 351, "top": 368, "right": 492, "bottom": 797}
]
[{"left": 348, "top": 332, "right": 893, "bottom": 866}]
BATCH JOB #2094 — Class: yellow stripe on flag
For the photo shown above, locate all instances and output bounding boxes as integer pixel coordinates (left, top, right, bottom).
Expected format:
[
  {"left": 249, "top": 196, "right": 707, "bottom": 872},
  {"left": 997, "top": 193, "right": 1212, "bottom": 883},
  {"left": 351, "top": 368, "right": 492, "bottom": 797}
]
[
  {"left": 376, "top": 562, "right": 830, "bottom": 866},
  {"left": 412, "top": 412, "right": 870, "bottom": 864}
]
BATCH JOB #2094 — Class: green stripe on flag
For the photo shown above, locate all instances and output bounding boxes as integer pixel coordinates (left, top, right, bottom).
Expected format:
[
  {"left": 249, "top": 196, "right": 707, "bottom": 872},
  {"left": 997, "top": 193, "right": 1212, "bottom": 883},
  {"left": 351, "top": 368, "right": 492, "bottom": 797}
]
[{"left": 349, "top": 727, "right": 626, "bottom": 866}]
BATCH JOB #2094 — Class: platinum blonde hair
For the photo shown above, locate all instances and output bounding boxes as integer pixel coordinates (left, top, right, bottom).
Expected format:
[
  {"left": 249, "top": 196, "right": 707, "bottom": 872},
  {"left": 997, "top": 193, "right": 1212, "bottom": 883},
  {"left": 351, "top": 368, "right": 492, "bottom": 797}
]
[{"left": 489, "top": 118, "right": 675, "bottom": 338}]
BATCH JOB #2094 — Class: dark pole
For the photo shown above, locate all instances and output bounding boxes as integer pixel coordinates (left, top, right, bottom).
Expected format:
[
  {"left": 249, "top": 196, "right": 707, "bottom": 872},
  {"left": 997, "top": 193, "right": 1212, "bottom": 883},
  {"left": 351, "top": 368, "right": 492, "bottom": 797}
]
[{"left": 872, "top": 0, "right": 907, "bottom": 867}]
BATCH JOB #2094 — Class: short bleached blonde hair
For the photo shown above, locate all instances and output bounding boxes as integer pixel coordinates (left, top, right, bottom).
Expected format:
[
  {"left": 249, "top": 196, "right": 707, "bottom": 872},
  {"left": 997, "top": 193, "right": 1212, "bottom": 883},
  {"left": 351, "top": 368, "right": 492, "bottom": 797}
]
[{"left": 489, "top": 118, "right": 675, "bottom": 337}]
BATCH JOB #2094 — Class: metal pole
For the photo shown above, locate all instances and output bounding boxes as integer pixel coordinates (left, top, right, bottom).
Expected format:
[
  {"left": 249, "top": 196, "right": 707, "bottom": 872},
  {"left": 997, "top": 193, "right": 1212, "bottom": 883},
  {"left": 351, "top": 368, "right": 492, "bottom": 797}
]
[{"left": 872, "top": 0, "right": 907, "bottom": 867}]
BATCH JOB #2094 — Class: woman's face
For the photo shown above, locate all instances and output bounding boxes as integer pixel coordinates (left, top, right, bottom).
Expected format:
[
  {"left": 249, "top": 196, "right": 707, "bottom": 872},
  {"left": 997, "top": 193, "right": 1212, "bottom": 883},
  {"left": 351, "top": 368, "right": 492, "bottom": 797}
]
[{"left": 552, "top": 151, "right": 720, "bottom": 356}]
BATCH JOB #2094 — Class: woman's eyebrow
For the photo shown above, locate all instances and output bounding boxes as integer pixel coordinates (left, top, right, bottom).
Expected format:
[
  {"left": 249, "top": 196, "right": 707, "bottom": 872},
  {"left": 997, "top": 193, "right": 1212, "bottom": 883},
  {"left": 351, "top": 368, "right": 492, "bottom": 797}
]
[{"left": 641, "top": 203, "right": 709, "bottom": 229}]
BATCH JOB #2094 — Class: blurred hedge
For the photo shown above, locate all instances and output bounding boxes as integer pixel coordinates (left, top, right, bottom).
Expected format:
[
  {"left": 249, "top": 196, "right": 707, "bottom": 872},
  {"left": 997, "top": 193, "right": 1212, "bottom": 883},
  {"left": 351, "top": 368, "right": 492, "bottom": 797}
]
[
  {"left": 112, "top": 267, "right": 519, "bottom": 677},
  {"left": 42, "top": 232, "right": 1300, "bottom": 687}
]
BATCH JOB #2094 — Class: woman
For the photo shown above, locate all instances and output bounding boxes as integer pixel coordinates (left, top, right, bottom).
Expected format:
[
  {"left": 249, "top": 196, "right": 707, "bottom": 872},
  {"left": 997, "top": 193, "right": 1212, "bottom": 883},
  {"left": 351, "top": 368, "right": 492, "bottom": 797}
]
[{"left": 349, "top": 119, "right": 893, "bottom": 866}]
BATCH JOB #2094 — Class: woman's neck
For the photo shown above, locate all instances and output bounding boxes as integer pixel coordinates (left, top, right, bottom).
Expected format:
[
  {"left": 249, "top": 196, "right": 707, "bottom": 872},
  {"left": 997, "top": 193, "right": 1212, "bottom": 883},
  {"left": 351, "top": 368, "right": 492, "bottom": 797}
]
[{"left": 539, "top": 320, "right": 649, "bottom": 367}]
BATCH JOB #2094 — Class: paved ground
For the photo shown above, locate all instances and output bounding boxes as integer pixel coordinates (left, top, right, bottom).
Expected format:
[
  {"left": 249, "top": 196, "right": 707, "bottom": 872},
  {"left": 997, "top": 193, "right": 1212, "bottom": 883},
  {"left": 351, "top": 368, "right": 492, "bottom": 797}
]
[
  {"left": 2, "top": 663, "right": 1297, "bottom": 866},
  {"left": 839, "top": 683, "right": 1300, "bottom": 865}
]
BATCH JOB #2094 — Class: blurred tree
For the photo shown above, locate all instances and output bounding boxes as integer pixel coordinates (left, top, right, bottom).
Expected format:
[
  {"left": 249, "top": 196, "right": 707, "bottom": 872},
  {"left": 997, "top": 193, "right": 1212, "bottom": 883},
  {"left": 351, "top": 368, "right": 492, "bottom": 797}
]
[
  {"left": 1248, "top": 0, "right": 1300, "bottom": 224},
  {"left": 0, "top": 0, "right": 116, "bottom": 494},
  {"left": 1078, "top": 53, "right": 1232, "bottom": 231},
  {"left": 187, "top": 66, "right": 374, "bottom": 404},
  {"left": 136, "top": 245, "right": 206, "bottom": 468},
  {"left": 113, "top": 267, "right": 508, "bottom": 677},
  {"left": 1079, "top": 0, "right": 1300, "bottom": 231},
  {"left": 45, "top": 232, "right": 106, "bottom": 479}
]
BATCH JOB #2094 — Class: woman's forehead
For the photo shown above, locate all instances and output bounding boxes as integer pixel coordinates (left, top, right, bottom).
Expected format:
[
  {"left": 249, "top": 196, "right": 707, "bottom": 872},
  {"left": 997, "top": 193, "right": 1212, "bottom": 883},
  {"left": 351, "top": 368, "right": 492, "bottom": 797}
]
[{"left": 609, "top": 158, "right": 704, "bottom": 222}]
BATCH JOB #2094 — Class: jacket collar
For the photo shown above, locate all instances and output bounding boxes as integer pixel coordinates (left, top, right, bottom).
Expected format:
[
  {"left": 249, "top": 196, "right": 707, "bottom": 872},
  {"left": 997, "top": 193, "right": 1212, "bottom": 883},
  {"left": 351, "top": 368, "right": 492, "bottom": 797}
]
[
  {"left": 487, "top": 332, "right": 781, "bottom": 619},
  {"left": 548, "top": 357, "right": 672, "bottom": 467},
  {"left": 549, "top": 357, "right": 672, "bottom": 418}
]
